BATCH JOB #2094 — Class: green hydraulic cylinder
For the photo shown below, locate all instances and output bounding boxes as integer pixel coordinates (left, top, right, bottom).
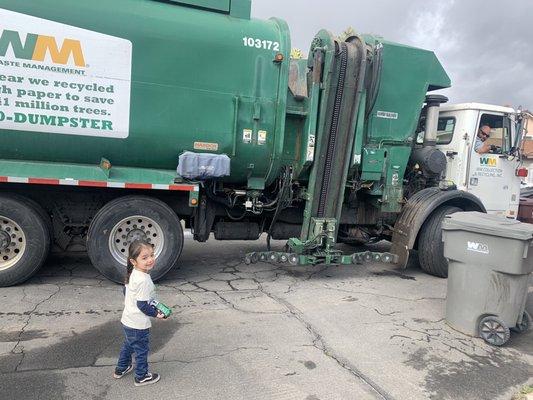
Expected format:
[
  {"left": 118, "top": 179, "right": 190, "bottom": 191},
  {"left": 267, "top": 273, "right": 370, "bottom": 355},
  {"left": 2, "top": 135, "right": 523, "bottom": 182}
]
[{"left": 289, "top": 32, "right": 366, "bottom": 263}]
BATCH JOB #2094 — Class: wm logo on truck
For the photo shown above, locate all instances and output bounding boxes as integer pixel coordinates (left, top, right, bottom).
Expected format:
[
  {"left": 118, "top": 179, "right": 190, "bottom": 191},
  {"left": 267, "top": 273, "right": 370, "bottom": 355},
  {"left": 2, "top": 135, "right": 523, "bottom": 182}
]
[
  {"left": 0, "top": 29, "right": 85, "bottom": 67},
  {"left": 479, "top": 157, "right": 497, "bottom": 167}
]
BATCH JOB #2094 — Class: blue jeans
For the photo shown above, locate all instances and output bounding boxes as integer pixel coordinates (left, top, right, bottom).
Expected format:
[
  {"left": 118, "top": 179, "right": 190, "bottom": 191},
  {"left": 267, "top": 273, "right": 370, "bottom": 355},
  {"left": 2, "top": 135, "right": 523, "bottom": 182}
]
[{"left": 116, "top": 324, "right": 150, "bottom": 379}]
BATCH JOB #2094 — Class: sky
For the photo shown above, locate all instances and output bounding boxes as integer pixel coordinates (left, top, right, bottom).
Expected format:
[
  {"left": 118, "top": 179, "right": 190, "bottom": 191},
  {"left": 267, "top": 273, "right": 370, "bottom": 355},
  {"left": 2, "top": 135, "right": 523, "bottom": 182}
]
[{"left": 252, "top": 0, "right": 533, "bottom": 109}]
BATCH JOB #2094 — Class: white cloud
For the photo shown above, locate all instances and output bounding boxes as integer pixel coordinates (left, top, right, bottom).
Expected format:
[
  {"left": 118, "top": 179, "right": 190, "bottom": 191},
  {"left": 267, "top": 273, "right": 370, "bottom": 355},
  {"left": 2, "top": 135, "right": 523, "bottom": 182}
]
[{"left": 405, "top": 0, "right": 457, "bottom": 53}]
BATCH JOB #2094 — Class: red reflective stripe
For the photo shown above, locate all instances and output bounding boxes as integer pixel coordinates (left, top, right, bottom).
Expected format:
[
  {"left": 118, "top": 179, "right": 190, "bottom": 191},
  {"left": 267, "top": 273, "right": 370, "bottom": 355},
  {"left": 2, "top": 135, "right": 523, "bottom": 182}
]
[
  {"left": 169, "top": 184, "right": 196, "bottom": 191},
  {"left": 28, "top": 178, "right": 60, "bottom": 185},
  {"left": 1, "top": 176, "right": 198, "bottom": 192},
  {"left": 78, "top": 180, "right": 107, "bottom": 187},
  {"left": 124, "top": 183, "right": 152, "bottom": 189}
]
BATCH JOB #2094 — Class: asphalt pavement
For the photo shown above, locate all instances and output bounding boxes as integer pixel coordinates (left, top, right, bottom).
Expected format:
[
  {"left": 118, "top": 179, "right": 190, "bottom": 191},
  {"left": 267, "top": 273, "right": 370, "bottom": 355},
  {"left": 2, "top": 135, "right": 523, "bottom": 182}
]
[{"left": 0, "top": 238, "right": 531, "bottom": 400}]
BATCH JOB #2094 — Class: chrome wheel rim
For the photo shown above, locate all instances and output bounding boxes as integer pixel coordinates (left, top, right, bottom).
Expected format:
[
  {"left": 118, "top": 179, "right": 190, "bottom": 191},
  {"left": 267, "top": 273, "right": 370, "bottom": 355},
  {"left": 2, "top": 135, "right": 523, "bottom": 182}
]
[
  {"left": 0, "top": 216, "right": 26, "bottom": 271},
  {"left": 108, "top": 215, "right": 164, "bottom": 265}
]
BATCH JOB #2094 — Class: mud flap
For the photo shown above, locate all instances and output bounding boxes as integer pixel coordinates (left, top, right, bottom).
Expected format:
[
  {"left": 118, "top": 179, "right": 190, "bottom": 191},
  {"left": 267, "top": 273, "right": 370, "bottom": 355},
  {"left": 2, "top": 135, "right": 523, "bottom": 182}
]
[{"left": 390, "top": 188, "right": 485, "bottom": 269}]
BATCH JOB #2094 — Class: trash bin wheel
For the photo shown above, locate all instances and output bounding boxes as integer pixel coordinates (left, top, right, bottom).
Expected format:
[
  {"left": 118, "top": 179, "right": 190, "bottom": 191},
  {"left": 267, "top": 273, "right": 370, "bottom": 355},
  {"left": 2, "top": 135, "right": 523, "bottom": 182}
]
[
  {"left": 511, "top": 311, "right": 530, "bottom": 333},
  {"left": 478, "top": 316, "right": 510, "bottom": 346}
]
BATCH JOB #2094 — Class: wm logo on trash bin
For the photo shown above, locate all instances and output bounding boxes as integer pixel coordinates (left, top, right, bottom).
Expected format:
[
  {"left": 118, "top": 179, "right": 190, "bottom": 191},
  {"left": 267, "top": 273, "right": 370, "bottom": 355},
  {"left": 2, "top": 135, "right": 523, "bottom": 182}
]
[{"left": 467, "top": 241, "right": 489, "bottom": 254}]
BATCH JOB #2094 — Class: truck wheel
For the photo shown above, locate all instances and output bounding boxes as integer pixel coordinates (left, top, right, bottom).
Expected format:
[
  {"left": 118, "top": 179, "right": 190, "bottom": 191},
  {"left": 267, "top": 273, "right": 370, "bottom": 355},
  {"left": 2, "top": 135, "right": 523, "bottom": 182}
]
[
  {"left": 16, "top": 195, "right": 53, "bottom": 245},
  {"left": 418, "top": 205, "right": 461, "bottom": 278},
  {"left": 87, "top": 196, "right": 183, "bottom": 283},
  {"left": 0, "top": 194, "right": 51, "bottom": 286}
]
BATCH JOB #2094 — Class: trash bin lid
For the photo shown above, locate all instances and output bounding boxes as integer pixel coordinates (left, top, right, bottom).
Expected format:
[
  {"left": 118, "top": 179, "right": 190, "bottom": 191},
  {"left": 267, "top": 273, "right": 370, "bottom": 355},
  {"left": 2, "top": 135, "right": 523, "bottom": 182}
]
[{"left": 442, "top": 211, "right": 533, "bottom": 240}]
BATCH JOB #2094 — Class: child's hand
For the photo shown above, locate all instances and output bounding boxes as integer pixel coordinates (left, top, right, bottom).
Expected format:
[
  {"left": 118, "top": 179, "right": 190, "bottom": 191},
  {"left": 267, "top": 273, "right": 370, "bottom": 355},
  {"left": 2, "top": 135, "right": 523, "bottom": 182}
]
[{"left": 156, "top": 311, "right": 167, "bottom": 319}]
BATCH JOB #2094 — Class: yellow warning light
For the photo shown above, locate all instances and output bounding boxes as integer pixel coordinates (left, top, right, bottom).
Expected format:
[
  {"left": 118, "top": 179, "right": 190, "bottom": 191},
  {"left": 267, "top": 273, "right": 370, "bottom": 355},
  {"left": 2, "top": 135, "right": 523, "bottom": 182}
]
[
  {"left": 290, "top": 48, "right": 303, "bottom": 59},
  {"left": 190, "top": 198, "right": 198, "bottom": 206}
]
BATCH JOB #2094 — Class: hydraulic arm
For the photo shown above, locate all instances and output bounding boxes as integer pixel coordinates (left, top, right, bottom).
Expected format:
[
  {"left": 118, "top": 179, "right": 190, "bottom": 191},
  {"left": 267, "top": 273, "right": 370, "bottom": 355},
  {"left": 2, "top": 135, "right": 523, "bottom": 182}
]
[
  {"left": 246, "top": 33, "right": 397, "bottom": 266},
  {"left": 288, "top": 34, "right": 364, "bottom": 264}
]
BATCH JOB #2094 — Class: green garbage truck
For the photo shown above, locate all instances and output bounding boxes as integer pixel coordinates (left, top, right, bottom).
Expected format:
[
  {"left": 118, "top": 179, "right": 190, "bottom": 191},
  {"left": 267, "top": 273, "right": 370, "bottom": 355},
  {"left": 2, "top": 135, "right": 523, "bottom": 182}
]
[{"left": 0, "top": 0, "right": 526, "bottom": 286}]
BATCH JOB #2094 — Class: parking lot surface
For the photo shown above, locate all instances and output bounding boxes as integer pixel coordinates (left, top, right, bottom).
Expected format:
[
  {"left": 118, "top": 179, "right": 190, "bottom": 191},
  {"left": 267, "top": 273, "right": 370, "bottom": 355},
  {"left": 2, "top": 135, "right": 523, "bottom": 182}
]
[{"left": 1, "top": 239, "right": 531, "bottom": 400}]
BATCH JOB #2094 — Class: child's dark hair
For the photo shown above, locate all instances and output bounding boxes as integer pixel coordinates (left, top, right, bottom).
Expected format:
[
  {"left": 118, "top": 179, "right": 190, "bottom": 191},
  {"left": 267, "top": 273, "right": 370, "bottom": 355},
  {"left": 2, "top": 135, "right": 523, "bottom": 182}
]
[{"left": 126, "top": 239, "right": 154, "bottom": 284}]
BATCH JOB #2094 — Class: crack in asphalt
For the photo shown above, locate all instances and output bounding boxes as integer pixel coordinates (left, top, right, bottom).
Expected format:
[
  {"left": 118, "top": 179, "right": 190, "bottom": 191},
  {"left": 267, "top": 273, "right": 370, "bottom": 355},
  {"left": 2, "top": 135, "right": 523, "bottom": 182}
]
[
  {"left": 11, "top": 284, "right": 62, "bottom": 371},
  {"left": 170, "top": 346, "right": 270, "bottom": 364},
  {"left": 389, "top": 320, "right": 505, "bottom": 365},
  {"left": 1, "top": 346, "right": 271, "bottom": 374},
  {"left": 322, "top": 285, "right": 446, "bottom": 302},
  {"left": 0, "top": 307, "right": 123, "bottom": 317},
  {"left": 155, "top": 259, "right": 397, "bottom": 398},
  {"left": 212, "top": 291, "right": 286, "bottom": 315},
  {"left": 263, "top": 292, "right": 395, "bottom": 400},
  {"left": 33, "top": 275, "right": 108, "bottom": 287},
  {"left": 146, "top": 260, "right": 417, "bottom": 399},
  {"left": 374, "top": 308, "right": 401, "bottom": 316}
]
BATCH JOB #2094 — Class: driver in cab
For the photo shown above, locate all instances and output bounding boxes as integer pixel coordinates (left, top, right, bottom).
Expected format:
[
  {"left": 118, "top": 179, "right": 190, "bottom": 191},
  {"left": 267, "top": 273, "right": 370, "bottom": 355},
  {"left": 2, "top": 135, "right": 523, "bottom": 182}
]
[{"left": 474, "top": 124, "right": 498, "bottom": 154}]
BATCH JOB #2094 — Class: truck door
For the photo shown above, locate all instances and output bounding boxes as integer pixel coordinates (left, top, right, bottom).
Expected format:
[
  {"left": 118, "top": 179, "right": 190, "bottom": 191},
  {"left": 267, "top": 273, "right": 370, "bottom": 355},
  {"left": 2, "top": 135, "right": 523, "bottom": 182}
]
[{"left": 466, "top": 113, "right": 521, "bottom": 216}]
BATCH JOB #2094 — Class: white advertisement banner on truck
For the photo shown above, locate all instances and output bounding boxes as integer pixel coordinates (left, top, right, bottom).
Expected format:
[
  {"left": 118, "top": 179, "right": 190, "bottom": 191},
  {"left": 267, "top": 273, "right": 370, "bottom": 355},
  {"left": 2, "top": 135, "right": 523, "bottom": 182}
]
[{"left": 0, "top": 9, "right": 132, "bottom": 138}]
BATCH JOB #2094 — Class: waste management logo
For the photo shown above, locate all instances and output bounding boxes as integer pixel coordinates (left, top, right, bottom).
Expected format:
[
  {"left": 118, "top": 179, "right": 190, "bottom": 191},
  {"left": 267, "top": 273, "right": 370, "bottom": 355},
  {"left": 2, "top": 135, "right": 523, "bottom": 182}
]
[
  {"left": 0, "top": 29, "right": 85, "bottom": 67},
  {"left": 479, "top": 156, "right": 497, "bottom": 167},
  {"left": 474, "top": 156, "right": 502, "bottom": 178},
  {"left": 0, "top": 8, "right": 132, "bottom": 139},
  {"left": 467, "top": 241, "right": 489, "bottom": 254}
]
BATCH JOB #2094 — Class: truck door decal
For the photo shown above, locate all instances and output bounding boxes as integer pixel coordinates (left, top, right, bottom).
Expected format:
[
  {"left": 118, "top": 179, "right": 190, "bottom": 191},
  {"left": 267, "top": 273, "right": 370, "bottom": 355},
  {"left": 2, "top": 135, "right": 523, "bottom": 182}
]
[
  {"left": 0, "top": 9, "right": 132, "bottom": 139},
  {"left": 473, "top": 156, "right": 503, "bottom": 178}
]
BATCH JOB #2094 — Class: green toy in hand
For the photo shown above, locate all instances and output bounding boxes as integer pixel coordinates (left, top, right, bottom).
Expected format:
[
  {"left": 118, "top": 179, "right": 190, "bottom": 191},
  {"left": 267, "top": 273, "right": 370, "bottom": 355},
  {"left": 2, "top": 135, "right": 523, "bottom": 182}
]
[{"left": 150, "top": 300, "right": 172, "bottom": 318}]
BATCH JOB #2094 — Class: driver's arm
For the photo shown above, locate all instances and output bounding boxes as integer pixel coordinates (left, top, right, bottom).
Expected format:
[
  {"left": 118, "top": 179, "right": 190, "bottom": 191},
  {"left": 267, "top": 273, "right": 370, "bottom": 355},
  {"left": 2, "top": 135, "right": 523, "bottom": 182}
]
[{"left": 475, "top": 142, "right": 491, "bottom": 154}]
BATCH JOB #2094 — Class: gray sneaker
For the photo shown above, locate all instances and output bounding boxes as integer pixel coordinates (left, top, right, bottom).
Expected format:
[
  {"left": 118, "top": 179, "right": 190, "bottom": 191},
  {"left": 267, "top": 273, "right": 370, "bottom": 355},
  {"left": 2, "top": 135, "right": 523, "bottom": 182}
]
[{"left": 134, "top": 372, "right": 161, "bottom": 387}]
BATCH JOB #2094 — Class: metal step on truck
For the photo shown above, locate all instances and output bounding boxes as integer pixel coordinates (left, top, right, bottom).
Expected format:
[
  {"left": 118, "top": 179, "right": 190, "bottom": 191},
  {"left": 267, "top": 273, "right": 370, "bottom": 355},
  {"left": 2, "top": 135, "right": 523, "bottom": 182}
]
[{"left": 0, "top": 0, "right": 527, "bottom": 286}]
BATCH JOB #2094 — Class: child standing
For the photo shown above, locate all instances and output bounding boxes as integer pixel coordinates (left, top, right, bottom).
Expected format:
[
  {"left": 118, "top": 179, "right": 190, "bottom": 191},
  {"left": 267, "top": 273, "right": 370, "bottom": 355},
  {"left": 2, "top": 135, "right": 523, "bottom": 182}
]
[{"left": 114, "top": 239, "right": 166, "bottom": 386}]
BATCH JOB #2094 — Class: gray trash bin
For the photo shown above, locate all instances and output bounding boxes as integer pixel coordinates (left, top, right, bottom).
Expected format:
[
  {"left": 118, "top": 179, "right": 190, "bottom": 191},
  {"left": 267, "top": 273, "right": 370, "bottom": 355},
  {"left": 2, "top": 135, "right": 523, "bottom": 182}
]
[{"left": 442, "top": 212, "right": 533, "bottom": 346}]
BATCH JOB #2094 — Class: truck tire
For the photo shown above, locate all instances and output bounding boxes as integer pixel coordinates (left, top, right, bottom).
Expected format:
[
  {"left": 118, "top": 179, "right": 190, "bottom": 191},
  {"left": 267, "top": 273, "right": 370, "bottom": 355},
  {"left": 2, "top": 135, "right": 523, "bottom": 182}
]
[
  {"left": 17, "top": 196, "right": 53, "bottom": 246},
  {"left": 418, "top": 205, "right": 461, "bottom": 278},
  {"left": 87, "top": 196, "right": 183, "bottom": 283},
  {"left": 0, "top": 193, "right": 51, "bottom": 286}
]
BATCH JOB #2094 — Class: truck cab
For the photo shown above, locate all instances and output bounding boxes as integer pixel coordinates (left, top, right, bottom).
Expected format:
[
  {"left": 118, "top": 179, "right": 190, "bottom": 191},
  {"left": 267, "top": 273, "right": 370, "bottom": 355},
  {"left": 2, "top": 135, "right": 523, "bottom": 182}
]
[{"left": 433, "top": 103, "right": 523, "bottom": 218}]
